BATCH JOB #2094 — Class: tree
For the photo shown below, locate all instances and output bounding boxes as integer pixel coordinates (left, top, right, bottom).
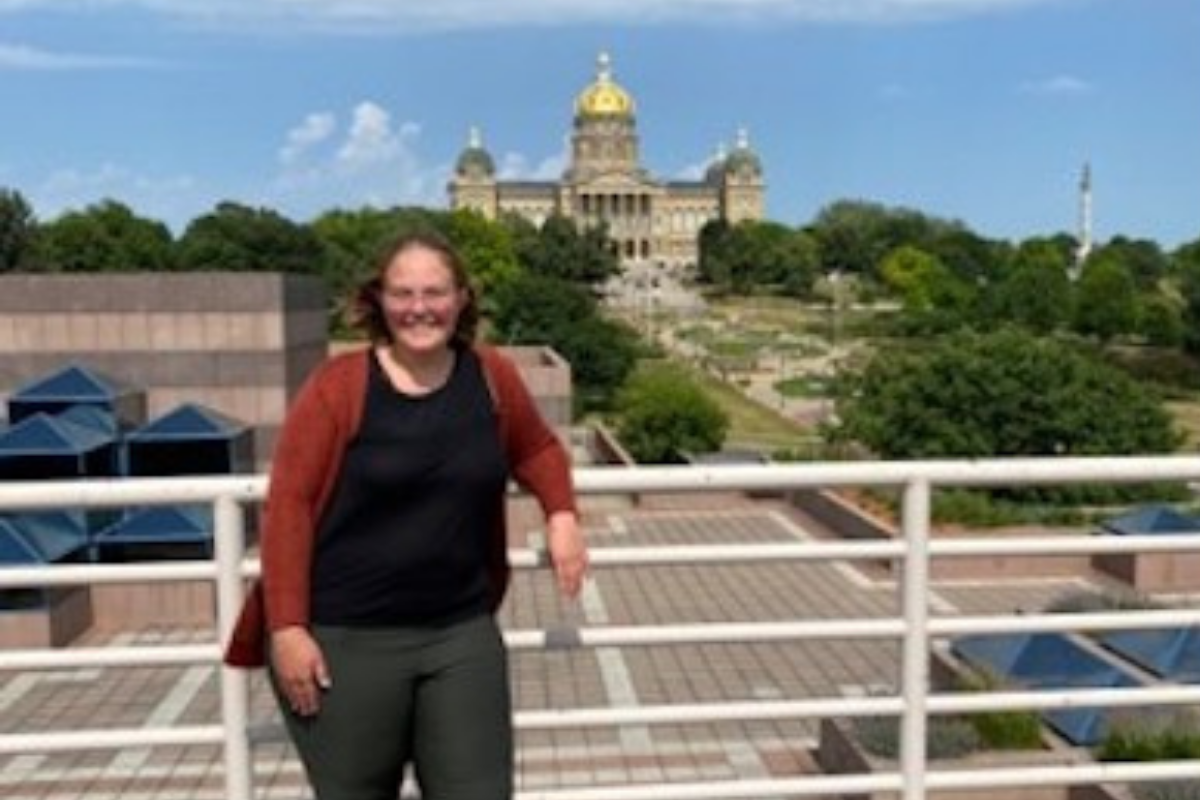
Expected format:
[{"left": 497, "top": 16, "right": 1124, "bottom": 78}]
[
  {"left": 177, "top": 202, "right": 324, "bottom": 274},
  {"left": 988, "top": 239, "right": 1072, "bottom": 334},
  {"left": 1174, "top": 238, "right": 1200, "bottom": 356},
  {"left": 778, "top": 229, "right": 822, "bottom": 297},
  {"left": 879, "top": 244, "right": 976, "bottom": 334},
  {"left": 695, "top": 220, "right": 819, "bottom": 297},
  {"left": 835, "top": 328, "right": 1180, "bottom": 460},
  {"left": 29, "top": 200, "right": 174, "bottom": 272},
  {"left": 0, "top": 188, "right": 36, "bottom": 272},
  {"left": 809, "top": 200, "right": 968, "bottom": 284},
  {"left": 442, "top": 209, "right": 522, "bottom": 304},
  {"left": 490, "top": 271, "right": 638, "bottom": 412},
  {"left": 696, "top": 218, "right": 735, "bottom": 290},
  {"left": 509, "top": 213, "right": 619, "bottom": 286},
  {"left": 1090, "top": 236, "right": 1168, "bottom": 289},
  {"left": 613, "top": 364, "right": 728, "bottom": 463},
  {"left": 809, "top": 200, "right": 903, "bottom": 281},
  {"left": 1073, "top": 254, "right": 1138, "bottom": 342},
  {"left": 926, "top": 227, "right": 1009, "bottom": 288},
  {"left": 1135, "top": 292, "right": 1185, "bottom": 348}
]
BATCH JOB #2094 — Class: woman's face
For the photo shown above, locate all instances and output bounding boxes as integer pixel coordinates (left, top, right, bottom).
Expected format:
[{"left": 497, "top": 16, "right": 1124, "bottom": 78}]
[{"left": 379, "top": 244, "right": 467, "bottom": 357}]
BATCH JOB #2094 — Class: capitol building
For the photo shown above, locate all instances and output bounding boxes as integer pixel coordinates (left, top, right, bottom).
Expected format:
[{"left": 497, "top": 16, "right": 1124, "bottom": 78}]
[{"left": 448, "top": 52, "right": 766, "bottom": 272}]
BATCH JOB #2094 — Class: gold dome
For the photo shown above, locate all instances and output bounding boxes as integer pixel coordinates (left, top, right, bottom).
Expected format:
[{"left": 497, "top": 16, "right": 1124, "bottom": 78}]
[{"left": 574, "top": 52, "right": 635, "bottom": 118}]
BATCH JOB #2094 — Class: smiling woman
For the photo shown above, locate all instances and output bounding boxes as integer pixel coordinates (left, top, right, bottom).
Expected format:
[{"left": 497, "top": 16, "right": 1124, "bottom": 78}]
[{"left": 224, "top": 229, "right": 589, "bottom": 800}]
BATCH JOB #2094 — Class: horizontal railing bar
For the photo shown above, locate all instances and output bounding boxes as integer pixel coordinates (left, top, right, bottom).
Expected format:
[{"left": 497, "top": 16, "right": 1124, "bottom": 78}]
[
  {"left": 3, "top": 457, "right": 1200, "bottom": 513},
  {"left": 516, "top": 697, "right": 904, "bottom": 728},
  {"left": 0, "top": 725, "right": 225, "bottom": 755},
  {"left": 510, "top": 541, "right": 907, "bottom": 567},
  {"left": 0, "top": 644, "right": 219, "bottom": 672},
  {"left": 0, "top": 475, "right": 264, "bottom": 509},
  {"left": 504, "top": 607, "right": 1200, "bottom": 651},
  {"left": 926, "top": 759, "right": 1200, "bottom": 790},
  {"left": 504, "top": 619, "right": 905, "bottom": 650},
  {"left": 5, "top": 531, "right": 1199, "bottom": 591},
  {"left": 518, "top": 773, "right": 901, "bottom": 800},
  {"left": 242, "top": 679, "right": 1200, "bottom": 740},
  {"left": 930, "top": 684, "right": 1200, "bottom": 713},
  {"left": 931, "top": 533, "right": 1200, "bottom": 556},
  {"left": 0, "top": 561, "right": 218, "bottom": 588},
  {"left": 515, "top": 682, "right": 1200, "bottom": 729},
  {"left": 515, "top": 760, "right": 1200, "bottom": 800},
  {"left": 567, "top": 457, "right": 1200, "bottom": 493},
  {"left": 932, "top": 608, "right": 1200, "bottom": 635}
]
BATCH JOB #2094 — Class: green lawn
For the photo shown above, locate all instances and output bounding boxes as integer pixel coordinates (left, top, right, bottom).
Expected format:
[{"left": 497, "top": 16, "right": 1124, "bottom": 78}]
[{"left": 682, "top": 363, "right": 822, "bottom": 455}]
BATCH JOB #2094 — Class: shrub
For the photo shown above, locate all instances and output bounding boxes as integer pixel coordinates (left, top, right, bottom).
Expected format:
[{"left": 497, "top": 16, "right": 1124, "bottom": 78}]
[
  {"left": 1044, "top": 588, "right": 1163, "bottom": 614},
  {"left": 1099, "top": 708, "right": 1200, "bottom": 763},
  {"left": 613, "top": 363, "right": 729, "bottom": 463},
  {"left": 852, "top": 715, "right": 981, "bottom": 760},
  {"left": 955, "top": 671, "right": 1044, "bottom": 750}
]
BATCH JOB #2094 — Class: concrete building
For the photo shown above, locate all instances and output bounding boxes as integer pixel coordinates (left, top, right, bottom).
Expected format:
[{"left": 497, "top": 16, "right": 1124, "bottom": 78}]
[
  {"left": 448, "top": 51, "right": 766, "bottom": 273},
  {"left": 0, "top": 272, "right": 327, "bottom": 470}
]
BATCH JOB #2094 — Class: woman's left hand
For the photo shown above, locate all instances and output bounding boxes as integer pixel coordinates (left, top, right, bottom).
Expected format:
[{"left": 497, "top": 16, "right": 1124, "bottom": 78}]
[{"left": 546, "top": 511, "right": 588, "bottom": 598}]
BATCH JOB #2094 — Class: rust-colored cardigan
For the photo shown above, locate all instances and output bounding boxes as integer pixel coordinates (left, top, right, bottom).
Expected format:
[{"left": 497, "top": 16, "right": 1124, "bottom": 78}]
[{"left": 223, "top": 345, "right": 576, "bottom": 668}]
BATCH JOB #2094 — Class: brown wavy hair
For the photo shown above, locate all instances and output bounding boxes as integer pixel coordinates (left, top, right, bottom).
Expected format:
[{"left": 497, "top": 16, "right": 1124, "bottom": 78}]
[{"left": 347, "top": 230, "right": 479, "bottom": 347}]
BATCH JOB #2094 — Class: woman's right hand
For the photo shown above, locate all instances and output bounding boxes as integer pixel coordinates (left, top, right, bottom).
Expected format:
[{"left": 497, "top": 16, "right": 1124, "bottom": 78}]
[{"left": 270, "top": 626, "right": 331, "bottom": 717}]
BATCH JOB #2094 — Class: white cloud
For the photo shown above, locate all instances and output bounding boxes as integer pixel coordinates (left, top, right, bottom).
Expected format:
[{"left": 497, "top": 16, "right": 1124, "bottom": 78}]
[
  {"left": 269, "top": 101, "right": 445, "bottom": 217},
  {"left": 278, "top": 112, "right": 337, "bottom": 166},
  {"left": 675, "top": 159, "right": 709, "bottom": 181},
  {"left": 497, "top": 136, "right": 569, "bottom": 181},
  {"left": 31, "top": 163, "right": 205, "bottom": 229},
  {"left": 1019, "top": 73, "right": 1095, "bottom": 96},
  {"left": 0, "top": 0, "right": 1074, "bottom": 33},
  {"left": 0, "top": 41, "right": 161, "bottom": 70},
  {"left": 336, "top": 102, "right": 411, "bottom": 169}
]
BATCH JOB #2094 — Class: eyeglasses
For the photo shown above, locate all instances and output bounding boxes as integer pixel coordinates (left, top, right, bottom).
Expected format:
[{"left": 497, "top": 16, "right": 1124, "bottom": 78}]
[{"left": 381, "top": 286, "right": 458, "bottom": 307}]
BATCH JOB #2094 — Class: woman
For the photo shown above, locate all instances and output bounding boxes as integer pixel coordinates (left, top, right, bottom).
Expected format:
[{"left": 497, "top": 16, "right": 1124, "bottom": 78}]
[{"left": 225, "top": 230, "right": 588, "bottom": 800}]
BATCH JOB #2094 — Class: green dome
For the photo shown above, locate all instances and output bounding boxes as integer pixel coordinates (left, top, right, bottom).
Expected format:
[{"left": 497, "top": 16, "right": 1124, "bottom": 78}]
[
  {"left": 724, "top": 128, "right": 763, "bottom": 179},
  {"left": 704, "top": 145, "right": 727, "bottom": 185},
  {"left": 455, "top": 127, "right": 495, "bottom": 178}
]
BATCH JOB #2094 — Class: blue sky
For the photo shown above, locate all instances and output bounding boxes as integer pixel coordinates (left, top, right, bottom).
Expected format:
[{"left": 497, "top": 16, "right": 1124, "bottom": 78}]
[{"left": 1, "top": 0, "right": 1197, "bottom": 248}]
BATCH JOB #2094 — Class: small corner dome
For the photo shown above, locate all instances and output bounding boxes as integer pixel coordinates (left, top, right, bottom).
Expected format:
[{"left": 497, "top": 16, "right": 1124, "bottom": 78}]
[
  {"left": 704, "top": 143, "right": 729, "bottom": 185},
  {"left": 724, "top": 128, "right": 763, "bottom": 178},
  {"left": 454, "top": 127, "right": 495, "bottom": 178}
]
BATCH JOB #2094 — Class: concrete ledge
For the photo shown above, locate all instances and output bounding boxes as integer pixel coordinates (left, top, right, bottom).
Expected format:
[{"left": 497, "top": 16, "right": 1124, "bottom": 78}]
[
  {"left": 0, "top": 587, "right": 93, "bottom": 649},
  {"left": 790, "top": 489, "right": 1094, "bottom": 581}
]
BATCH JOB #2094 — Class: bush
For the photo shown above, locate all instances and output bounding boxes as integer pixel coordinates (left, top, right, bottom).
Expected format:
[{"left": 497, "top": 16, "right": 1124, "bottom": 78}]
[
  {"left": 612, "top": 363, "right": 729, "bottom": 464},
  {"left": 1099, "top": 708, "right": 1200, "bottom": 763},
  {"left": 852, "top": 715, "right": 981, "bottom": 760},
  {"left": 1044, "top": 587, "right": 1164, "bottom": 614},
  {"left": 955, "top": 671, "right": 1044, "bottom": 750}
]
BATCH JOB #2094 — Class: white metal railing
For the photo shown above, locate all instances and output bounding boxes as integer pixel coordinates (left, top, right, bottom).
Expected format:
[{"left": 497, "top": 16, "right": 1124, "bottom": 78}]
[{"left": 2, "top": 457, "right": 1200, "bottom": 800}]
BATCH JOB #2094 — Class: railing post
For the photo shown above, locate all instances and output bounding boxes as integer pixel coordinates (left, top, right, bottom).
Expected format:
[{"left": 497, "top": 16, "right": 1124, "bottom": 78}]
[
  {"left": 899, "top": 478, "right": 931, "bottom": 800},
  {"left": 213, "top": 493, "right": 254, "bottom": 800}
]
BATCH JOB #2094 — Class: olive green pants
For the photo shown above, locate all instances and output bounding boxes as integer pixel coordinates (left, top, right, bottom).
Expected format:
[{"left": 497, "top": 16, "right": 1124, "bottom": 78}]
[{"left": 273, "top": 614, "right": 513, "bottom": 800}]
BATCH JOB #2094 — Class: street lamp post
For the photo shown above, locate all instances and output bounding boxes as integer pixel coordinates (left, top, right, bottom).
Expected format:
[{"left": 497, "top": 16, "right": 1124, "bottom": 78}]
[{"left": 826, "top": 269, "right": 843, "bottom": 426}]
